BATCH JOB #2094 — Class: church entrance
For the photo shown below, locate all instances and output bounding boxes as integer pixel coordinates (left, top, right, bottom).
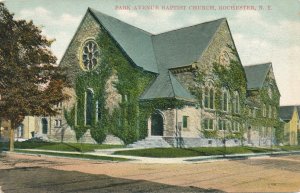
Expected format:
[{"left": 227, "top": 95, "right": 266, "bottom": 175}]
[{"left": 151, "top": 112, "right": 164, "bottom": 136}]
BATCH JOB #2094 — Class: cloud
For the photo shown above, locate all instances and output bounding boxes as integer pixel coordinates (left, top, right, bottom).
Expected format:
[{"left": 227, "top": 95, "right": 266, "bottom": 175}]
[
  {"left": 18, "top": 7, "right": 81, "bottom": 28},
  {"left": 230, "top": 9, "right": 300, "bottom": 105},
  {"left": 15, "top": 7, "right": 82, "bottom": 62}
]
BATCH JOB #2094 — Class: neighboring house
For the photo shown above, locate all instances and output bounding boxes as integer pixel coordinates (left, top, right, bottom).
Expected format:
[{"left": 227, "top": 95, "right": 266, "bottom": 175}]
[
  {"left": 0, "top": 103, "right": 77, "bottom": 143},
  {"left": 279, "top": 106, "right": 299, "bottom": 145},
  {"left": 0, "top": 117, "right": 37, "bottom": 142},
  {"left": 41, "top": 8, "right": 281, "bottom": 147}
]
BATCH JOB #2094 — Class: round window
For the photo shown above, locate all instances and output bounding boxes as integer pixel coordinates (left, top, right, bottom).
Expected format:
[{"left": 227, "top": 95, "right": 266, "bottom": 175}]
[{"left": 80, "top": 40, "right": 100, "bottom": 70}]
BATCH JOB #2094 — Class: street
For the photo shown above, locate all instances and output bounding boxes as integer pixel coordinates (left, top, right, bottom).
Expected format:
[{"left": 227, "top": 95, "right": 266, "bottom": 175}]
[{"left": 1, "top": 153, "right": 300, "bottom": 192}]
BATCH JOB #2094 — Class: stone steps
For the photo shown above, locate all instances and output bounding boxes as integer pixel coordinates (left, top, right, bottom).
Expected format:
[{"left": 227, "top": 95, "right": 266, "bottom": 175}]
[
  {"left": 102, "top": 135, "right": 124, "bottom": 145},
  {"left": 127, "top": 137, "right": 172, "bottom": 148}
]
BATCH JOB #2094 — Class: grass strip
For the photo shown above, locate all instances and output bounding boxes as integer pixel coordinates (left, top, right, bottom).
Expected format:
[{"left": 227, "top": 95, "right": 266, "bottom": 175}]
[
  {"left": 1, "top": 141, "right": 124, "bottom": 152},
  {"left": 15, "top": 150, "right": 129, "bottom": 162},
  {"left": 113, "top": 146, "right": 278, "bottom": 158}
]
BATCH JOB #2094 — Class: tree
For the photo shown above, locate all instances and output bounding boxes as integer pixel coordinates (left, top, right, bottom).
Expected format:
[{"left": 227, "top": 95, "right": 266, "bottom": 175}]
[{"left": 0, "top": 3, "right": 70, "bottom": 151}]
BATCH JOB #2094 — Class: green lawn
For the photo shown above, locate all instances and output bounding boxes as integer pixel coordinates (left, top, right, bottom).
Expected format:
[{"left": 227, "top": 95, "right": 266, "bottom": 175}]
[
  {"left": 1, "top": 141, "right": 124, "bottom": 152},
  {"left": 113, "top": 146, "right": 276, "bottom": 158},
  {"left": 277, "top": 145, "right": 300, "bottom": 151},
  {"left": 15, "top": 150, "right": 129, "bottom": 161}
]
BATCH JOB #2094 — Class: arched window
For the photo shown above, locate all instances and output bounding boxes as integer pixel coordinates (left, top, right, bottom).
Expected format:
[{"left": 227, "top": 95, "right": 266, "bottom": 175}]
[
  {"left": 85, "top": 89, "right": 94, "bottom": 126},
  {"left": 268, "top": 85, "right": 273, "bottom": 99},
  {"left": 95, "top": 100, "right": 101, "bottom": 123},
  {"left": 203, "top": 81, "right": 214, "bottom": 110},
  {"left": 41, "top": 118, "right": 48, "bottom": 134},
  {"left": 268, "top": 105, "right": 272, "bottom": 118},
  {"left": 221, "top": 88, "right": 229, "bottom": 112},
  {"left": 263, "top": 104, "right": 266, "bottom": 117},
  {"left": 233, "top": 91, "right": 240, "bottom": 114},
  {"left": 204, "top": 87, "right": 209, "bottom": 108},
  {"left": 209, "top": 89, "right": 214, "bottom": 109}
]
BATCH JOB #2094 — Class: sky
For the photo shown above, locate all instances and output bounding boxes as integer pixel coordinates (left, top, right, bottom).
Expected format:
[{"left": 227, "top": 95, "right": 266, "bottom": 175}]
[{"left": 3, "top": 0, "right": 300, "bottom": 106}]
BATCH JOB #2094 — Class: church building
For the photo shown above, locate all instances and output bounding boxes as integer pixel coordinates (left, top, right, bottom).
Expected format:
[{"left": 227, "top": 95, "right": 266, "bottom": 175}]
[{"left": 40, "top": 8, "right": 281, "bottom": 148}]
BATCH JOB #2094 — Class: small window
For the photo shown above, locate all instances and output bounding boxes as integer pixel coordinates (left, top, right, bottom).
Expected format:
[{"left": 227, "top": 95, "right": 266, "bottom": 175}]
[
  {"left": 208, "top": 139, "right": 213, "bottom": 144},
  {"left": 209, "top": 119, "right": 214, "bottom": 130},
  {"left": 203, "top": 119, "right": 214, "bottom": 130},
  {"left": 218, "top": 119, "right": 226, "bottom": 131},
  {"left": 55, "top": 119, "right": 62, "bottom": 127},
  {"left": 182, "top": 116, "right": 188, "bottom": 128},
  {"left": 204, "top": 119, "right": 208, "bottom": 130}
]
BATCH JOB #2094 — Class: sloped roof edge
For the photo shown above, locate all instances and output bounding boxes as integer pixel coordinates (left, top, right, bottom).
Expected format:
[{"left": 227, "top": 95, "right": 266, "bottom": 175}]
[{"left": 244, "top": 62, "right": 272, "bottom": 90}]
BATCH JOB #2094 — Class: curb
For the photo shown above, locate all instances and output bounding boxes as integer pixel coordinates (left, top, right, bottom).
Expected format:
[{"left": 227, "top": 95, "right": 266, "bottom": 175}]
[
  {"left": 3, "top": 150, "right": 131, "bottom": 163},
  {"left": 185, "top": 151, "right": 300, "bottom": 162},
  {"left": 3, "top": 149, "right": 300, "bottom": 164}
]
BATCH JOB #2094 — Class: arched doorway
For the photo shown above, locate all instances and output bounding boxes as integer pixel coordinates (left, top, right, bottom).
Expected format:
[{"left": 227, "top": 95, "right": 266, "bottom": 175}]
[
  {"left": 86, "top": 89, "right": 94, "bottom": 126},
  {"left": 42, "top": 118, "right": 48, "bottom": 134},
  {"left": 151, "top": 112, "right": 164, "bottom": 136}
]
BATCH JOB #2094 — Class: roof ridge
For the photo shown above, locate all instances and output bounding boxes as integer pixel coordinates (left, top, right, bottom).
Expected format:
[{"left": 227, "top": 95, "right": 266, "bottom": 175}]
[
  {"left": 88, "top": 8, "right": 154, "bottom": 36},
  {"left": 169, "top": 71, "right": 196, "bottom": 101},
  {"left": 168, "top": 71, "right": 177, "bottom": 98},
  {"left": 153, "top": 18, "right": 226, "bottom": 36},
  {"left": 150, "top": 35, "right": 160, "bottom": 73},
  {"left": 244, "top": 62, "right": 272, "bottom": 67},
  {"left": 280, "top": 105, "right": 300, "bottom": 107}
]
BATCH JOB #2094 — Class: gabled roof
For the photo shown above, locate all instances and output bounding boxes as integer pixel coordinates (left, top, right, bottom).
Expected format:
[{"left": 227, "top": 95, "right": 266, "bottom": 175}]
[
  {"left": 88, "top": 8, "right": 225, "bottom": 102},
  {"left": 244, "top": 63, "right": 272, "bottom": 90},
  {"left": 89, "top": 8, "right": 158, "bottom": 73},
  {"left": 89, "top": 8, "right": 224, "bottom": 72},
  {"left": 140, "top": 71, "right": 196, "bottom": 102},
  {"left": 152, "top": 18, "right": 225, "bottom": 71},
  {"left": 279, "top": 106, "right": 299, "bottom": 121}
]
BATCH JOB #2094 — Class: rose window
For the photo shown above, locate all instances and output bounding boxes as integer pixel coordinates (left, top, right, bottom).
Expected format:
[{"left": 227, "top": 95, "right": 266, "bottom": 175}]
[{"left": 82, "top": 40, "right": 99, "bottom": 70}]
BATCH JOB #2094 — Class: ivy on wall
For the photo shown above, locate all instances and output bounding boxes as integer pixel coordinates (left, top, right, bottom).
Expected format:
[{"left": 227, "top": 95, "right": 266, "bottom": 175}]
[
  {"left": 193, "top": 45, "right": 281, "bottom": 142},
  {"left": 64, "top": 28, "right": 187, "bottom": 144}
]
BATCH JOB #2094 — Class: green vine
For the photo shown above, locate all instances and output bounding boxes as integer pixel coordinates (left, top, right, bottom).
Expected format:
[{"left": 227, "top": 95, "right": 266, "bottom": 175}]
[
  {"left": 203, "top": 130, "right": 218, "bottom": 139},
  {"left": 65, "top": 28, "right": 189, "bottom": 144}
]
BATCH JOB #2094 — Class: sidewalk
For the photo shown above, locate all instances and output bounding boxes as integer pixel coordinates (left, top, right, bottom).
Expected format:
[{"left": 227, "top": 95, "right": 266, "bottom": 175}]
[{"left": 5, "top": 148, "right": 300, "bottom": 164}]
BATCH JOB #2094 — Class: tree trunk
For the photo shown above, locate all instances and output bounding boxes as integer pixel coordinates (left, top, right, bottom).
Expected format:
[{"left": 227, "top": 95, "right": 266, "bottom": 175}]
[{"left": 9, "top": 121, "right": 15, "bottom": 152}]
